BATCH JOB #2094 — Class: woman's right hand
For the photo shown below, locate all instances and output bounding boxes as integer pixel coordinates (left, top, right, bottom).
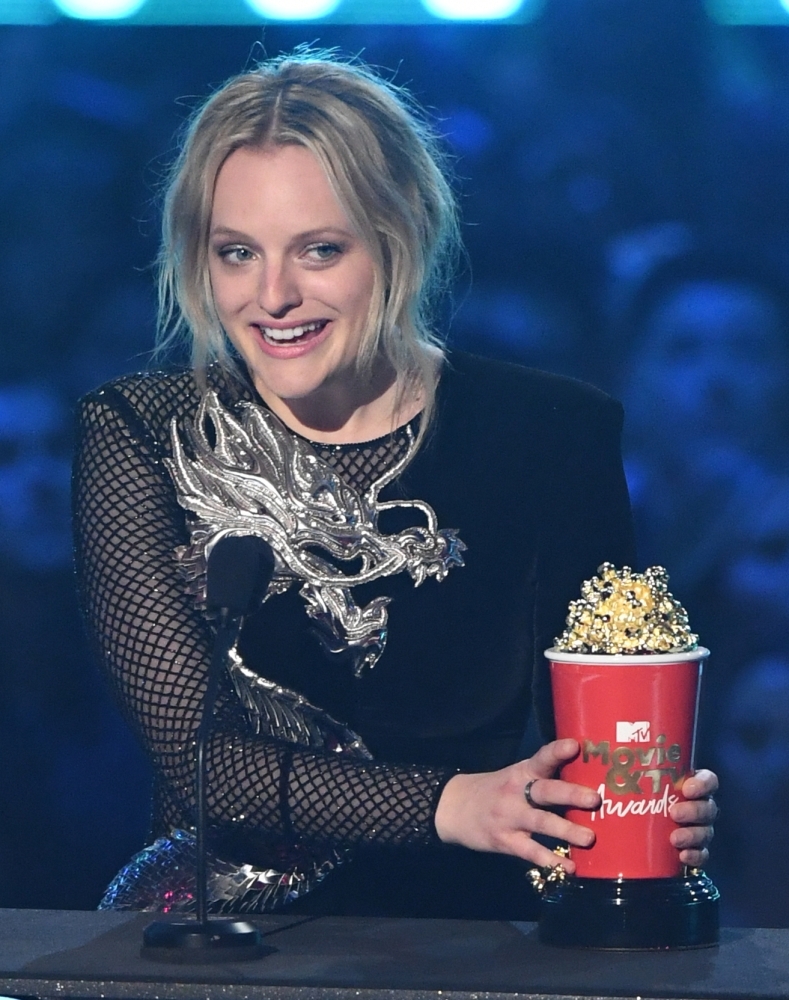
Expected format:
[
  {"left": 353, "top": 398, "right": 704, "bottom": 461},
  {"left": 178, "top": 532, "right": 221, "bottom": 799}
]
[{"left": 433, "top": 738, "right": 601, "bottom": 873}]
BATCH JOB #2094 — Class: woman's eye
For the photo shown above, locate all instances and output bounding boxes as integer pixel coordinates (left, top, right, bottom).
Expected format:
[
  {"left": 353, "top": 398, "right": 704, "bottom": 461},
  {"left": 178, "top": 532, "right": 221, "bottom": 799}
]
[
  {"left": 305, "top": 243, "right": 342, "bottom": 263},
  {"left": 217, "top": 245, "right": 254, "bottom": 264}
]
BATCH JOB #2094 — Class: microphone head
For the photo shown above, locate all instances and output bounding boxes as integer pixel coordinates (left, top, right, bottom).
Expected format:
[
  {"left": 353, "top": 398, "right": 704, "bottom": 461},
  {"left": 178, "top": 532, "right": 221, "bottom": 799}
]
[{"left": 205, "top": 535, "right": 275, "bottom": 617}]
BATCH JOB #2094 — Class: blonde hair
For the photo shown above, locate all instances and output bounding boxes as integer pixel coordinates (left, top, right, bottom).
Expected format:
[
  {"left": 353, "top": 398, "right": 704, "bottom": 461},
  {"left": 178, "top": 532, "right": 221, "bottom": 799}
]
[{"left": 156, "top": 49, "right": 461, "bottom": 443}]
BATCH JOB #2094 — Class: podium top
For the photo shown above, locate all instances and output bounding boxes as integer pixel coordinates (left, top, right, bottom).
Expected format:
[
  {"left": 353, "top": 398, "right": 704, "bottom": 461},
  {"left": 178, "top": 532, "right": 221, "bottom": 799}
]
[{"left": 0, "top": 907, "right": 788, "bottom": 1000}]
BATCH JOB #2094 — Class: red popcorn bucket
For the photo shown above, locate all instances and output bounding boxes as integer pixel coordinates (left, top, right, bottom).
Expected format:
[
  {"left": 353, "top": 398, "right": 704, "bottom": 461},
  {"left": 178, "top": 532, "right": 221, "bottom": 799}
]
[
  {"left": 537, "top": 646, "right": 719, "bottom": 949},
  {"left": 546, "top": 647, "right": 708, "bottom": 878}
]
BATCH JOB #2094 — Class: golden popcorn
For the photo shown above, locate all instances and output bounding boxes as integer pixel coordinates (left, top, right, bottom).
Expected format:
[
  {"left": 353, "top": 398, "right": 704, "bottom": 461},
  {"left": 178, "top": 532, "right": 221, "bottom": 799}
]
[{"left": 555, "top": 563, "right": 698, "bottom": 654}]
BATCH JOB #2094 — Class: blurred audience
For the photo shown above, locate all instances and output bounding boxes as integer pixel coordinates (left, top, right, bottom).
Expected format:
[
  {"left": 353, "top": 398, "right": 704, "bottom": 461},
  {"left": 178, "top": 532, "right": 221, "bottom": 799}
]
[
  {"left": 619, "top": 250, "right": 789, "bottom": 591},
  {"left": 713, "top": 657, "right": 789, "bottom": 926},
  {"left": 0, "top": 380, "right": 150, "bottom": 908}
]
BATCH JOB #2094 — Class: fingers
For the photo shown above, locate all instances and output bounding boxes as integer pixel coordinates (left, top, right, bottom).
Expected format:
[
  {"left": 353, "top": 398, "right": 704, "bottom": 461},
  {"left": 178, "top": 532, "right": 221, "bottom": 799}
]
[
  {"left": 520, "top": 740, "right": 601, "bottom": 810},
  {"left": 435, "top": 744, "right": 622, "bottom": 867},
  {"left": 527, "top": 738, "right": 582, "bottom": 778},
  {"left": 518, "top": 773, "right": 598, "bottom": 858},
  {"left": 670, "top": 769, "right": 717, "bottom": 867},
  {"left": 519, "top": 741, "right": 600, "bottom": 817},
  {"left": 670, "top": 769, "right": 719, "bottom": 828},
  {"left": 434, "top": 754, "right": 600, "bottom": 861},
  {"left": 492, "top": 810, "right": 591, "bottom": 871},
  {"left": 494, "top": 774, "right": 596, "bottom": 850},
  {"left": 678, "top": 846, "right": 710, "bottom": 868},
  {"left": 514, "top": 744, "right": 600, "bottom": 859},
  {"left": 670, "top": 795, "right": 718, "bottom": 826},
  {"left": 521, "top": 791, "right": 593, "bottom": 839},
  {"left": 525, "top": 775, "right": 600, "bottom": 812},
  {"left": 502, "top": 834, "right": 580, "bottom": 873},
  {"left": 671, "top": 822, "right": 714, "bottom": 850},
  {"left": 680, "top": 768, "right": 719, "bottom": 799}
]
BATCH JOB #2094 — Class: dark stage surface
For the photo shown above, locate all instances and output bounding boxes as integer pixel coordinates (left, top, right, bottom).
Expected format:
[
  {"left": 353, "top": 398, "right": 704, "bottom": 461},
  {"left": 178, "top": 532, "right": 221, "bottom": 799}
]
[{"left": 0, "top": 908, "right": 787, "bottom": 1000}]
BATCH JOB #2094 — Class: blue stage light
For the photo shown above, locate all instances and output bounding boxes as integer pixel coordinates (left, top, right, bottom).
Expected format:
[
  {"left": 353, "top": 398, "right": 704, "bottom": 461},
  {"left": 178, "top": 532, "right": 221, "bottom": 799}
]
[
  {"left": 705, "top": 0, "right": 789, "bottom": 23},
  {"left": 243, "top": 0, "right": 340, "bottom": 18},
  {"left": 0, "top": 0, "right": 546, "bottom": 25},
  {"left": 421, "top": 0, "right": 523, "bottom": 19},
  {"left": 0, "top": 0, "right": 56, "bottom": 22},
  {"left": 53, "top": 0, "right": 146, "bottom": 17}
]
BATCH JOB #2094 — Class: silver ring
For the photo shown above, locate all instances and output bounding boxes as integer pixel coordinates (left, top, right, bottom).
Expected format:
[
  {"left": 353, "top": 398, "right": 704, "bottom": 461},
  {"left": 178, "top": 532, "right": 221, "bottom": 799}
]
[{"left": 524, "top": 778, "right": 540, "bottom": 808}]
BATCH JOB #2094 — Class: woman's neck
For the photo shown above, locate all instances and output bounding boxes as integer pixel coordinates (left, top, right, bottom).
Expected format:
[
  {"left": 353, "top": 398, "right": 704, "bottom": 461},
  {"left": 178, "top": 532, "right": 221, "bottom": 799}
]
[{"left": 252, "top": 362, "right": 425, "bottom": 445}]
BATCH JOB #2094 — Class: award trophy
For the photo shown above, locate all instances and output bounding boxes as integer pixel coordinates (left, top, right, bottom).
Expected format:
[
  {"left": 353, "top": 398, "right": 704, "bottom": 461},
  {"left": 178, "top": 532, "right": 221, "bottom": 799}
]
[{"left": 535, "top": 565, "right": 719, "bottom": 949}]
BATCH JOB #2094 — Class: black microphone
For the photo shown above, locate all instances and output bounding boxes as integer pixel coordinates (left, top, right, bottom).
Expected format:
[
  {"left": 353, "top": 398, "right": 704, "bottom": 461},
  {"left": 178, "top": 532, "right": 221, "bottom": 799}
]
[
  {"left": 206, "top": 534, "right": 275, "bottom": 622},
  {"left": 142, "top": 535, "right": 275, "bottom": 963}
]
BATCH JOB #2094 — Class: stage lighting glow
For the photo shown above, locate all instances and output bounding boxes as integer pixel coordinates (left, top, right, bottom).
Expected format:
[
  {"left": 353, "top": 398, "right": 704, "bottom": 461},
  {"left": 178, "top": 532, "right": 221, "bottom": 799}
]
[
  {"left": 53, "top": 0, "right": 146, "bottom": 17},
  {"left": 705, "top": 0, "right": 789, "bottom": 23},
  {"left": 421, "top": 0, "right": 523, "bottom": 18},
  {"left": 0, "top": 0, "right": 56, "bottom": 22},
  {"left": 243, "top": 0, "right": 340, "bottom": 18},
  {"left": 2, "top": 0, "right": 545, "bottom": 25}
]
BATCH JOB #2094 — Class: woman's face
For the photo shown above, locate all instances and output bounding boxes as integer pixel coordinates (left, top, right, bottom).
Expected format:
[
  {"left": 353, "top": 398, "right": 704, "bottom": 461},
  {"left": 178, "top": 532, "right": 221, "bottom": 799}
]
[{"left": 208, "top": 144, "right": 378, "bottom": 423}]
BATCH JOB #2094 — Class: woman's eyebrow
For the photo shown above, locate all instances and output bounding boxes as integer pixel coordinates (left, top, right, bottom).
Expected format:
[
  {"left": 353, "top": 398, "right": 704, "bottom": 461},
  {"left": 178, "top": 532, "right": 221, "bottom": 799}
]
[
  {"left": 209, "top": 225, "right": 355, "bottom": 242},
  {"left": 295, "top": 227, "right": 355, "bottom": 241},
  {"left": 209, "top": 226, "right": 252, "bottom": 240}
]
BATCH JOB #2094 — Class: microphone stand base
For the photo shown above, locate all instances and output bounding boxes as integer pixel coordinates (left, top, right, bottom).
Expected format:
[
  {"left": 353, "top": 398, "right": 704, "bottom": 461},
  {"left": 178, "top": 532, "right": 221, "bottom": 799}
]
[
  {"left": 538, "top": 871, "right": 720, "bottom": 950},
  {"left": 141, "top": 918, "right": 272, "bottom": 963}
]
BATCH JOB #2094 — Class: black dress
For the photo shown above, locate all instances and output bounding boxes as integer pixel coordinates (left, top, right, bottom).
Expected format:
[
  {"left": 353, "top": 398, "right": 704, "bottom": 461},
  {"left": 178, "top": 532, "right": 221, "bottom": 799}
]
[{"left": 73, "top": 350, "right": 636, "bottom": 919}]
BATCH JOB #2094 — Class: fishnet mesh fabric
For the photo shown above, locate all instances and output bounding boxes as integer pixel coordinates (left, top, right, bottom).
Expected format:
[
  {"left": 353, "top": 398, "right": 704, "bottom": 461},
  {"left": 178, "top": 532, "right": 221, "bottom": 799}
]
[
  {"left": 311, "top": 426, "right": 414, "bottom": 495},
  {"left": 73, "top": 370, "right": 452, "bottom": 853}
]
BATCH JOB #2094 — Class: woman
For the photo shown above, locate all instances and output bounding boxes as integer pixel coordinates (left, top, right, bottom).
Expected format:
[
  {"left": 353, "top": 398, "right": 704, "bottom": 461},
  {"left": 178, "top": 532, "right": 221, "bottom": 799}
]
[{"left": 74, "top": 52, "right": 716, "bottom": 920}]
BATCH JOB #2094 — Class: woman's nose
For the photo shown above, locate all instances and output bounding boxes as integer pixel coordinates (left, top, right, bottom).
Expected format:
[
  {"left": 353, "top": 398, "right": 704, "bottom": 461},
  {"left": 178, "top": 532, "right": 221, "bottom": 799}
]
[{"left": 256, "top": 260, "right": 302, "bottom": 317}]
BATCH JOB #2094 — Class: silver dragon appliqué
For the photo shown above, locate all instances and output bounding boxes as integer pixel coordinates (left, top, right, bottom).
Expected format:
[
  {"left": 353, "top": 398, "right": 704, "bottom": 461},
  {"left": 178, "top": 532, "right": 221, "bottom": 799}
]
[{"left": 165, "top": 391, "right": 466, "bottom": 675}]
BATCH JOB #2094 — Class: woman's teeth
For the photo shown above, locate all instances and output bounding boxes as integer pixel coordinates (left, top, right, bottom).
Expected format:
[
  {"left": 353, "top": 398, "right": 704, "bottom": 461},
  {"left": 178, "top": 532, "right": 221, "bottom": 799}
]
[{"left": 260, "top": 320, "right": 325, "bottom": 343}]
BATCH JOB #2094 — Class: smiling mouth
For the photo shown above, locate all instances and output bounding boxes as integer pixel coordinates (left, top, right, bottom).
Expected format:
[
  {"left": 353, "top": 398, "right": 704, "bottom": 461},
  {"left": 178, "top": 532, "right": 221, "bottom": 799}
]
[{"left": 258, "top": 320, "right": 328, "bottom": 344}]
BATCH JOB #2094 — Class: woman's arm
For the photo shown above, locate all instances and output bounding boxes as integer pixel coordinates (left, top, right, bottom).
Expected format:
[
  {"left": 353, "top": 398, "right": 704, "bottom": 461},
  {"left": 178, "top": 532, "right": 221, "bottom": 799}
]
[
  {"left": 433, "top": 385, "right": 716, "bottom": 870},
  {"left": 73, "top": 383, "right": 455, "bottom": 850}
]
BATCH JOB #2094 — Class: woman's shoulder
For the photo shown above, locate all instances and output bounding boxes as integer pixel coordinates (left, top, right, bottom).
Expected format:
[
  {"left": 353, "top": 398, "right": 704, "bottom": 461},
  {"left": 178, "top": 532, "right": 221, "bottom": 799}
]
[
  {"left": 77, "top": 364, "right": 249, "bottom": 434},
  {"left": 441, "top": 349, "right": 623, "bottom": 430},
  {"left": 80, "top": 368, "right": 198, "bottom": 414},
  {"left": 77, "top": 370, "right": 195, "bottom": 445},
  {"left": 77, "top": 364, "right": 261, "bottom": 467}
]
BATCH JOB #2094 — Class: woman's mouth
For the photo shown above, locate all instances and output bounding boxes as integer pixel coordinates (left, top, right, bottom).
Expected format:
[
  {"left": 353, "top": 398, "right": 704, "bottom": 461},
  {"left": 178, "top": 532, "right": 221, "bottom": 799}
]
[{"left": 258, "top": 320, "right": 328, "bottom": 345}]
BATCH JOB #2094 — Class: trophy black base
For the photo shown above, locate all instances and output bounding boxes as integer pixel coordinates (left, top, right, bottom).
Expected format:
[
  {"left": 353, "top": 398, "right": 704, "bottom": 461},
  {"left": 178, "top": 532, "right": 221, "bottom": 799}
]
[
  {"left": 141, "top": 918, "right": 272, "bottom": 963},
  {"left": 538, "top": 871, "right": 720, "bottom": 950}
]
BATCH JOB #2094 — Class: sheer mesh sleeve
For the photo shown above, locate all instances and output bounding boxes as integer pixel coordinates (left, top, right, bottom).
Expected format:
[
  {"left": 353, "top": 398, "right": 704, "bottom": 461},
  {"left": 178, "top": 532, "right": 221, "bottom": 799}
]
[{"left": 72, "top": 378, "right": 454, "bottom": 852}]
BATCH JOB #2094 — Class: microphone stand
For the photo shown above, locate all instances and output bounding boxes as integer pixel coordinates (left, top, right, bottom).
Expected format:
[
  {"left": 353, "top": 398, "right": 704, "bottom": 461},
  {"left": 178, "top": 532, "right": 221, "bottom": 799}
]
[
  {"left": 142, "top": 537, "right": 273, "bottom": 962},
  {"left": 195, "top": 607, "right": 239, "bottom": 928}
]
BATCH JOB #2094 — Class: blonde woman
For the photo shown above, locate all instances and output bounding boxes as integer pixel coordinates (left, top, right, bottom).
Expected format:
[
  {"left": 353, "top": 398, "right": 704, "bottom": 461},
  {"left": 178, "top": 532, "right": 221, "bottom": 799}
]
[{"left": 74, "top": 52, "right": 716, "bottom": 919}]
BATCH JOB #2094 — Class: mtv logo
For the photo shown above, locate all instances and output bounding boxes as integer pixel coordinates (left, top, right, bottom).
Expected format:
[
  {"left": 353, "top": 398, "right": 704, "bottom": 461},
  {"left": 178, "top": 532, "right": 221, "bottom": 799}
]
[{"left": 616, "top": 720, "right": 650, "bottom": 743}]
